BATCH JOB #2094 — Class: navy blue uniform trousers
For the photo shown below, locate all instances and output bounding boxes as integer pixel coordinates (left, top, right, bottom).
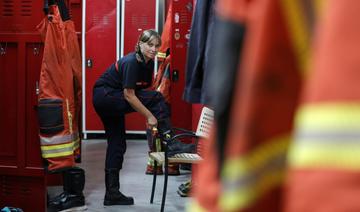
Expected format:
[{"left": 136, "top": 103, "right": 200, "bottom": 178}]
[{"left": 93, "top": 85, "right": 170, "bottom": 169}]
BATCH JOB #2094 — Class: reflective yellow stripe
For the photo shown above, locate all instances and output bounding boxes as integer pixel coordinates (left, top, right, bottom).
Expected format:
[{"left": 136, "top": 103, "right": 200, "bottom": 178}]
[
  {"left": 147, "top": 157, "right": 154, "bottom": 166},
  {"left": 42, "top": 150, "right": 74, "bottom": 158},
  {"left": 73, "top": 138, "right": 80, "bottom": 150},
  {"left": 66, "top": 99, "right": 73, "bottom": 134},
  {"left": 73, "top": 134, "right": 80, "bottom": 150},
  {"left": 157, "top": 52, "right": 166, "bottom": 58},
  {"left": 314, "top": 0, "right": 325, "bottom": 15},
  {"left": 187, "top": 201, "right": 207, "bottom": 212},
  {"left": 289, "top": 103, "right": 360, "bottom": 169},
  {"left": 281, "top": 0, "right": 311, "bottom": 73},
  {"left": 41, "top": 142, "right": 74, "bottom": 158},
  {"left": 289, "top": 142, "right": 360, "bottom": 170},
  {"left": 41, "top": 142, "right": 74, "bottom": 151},
  {"left": 155, "top": 138, "right": 162, "bottom": 152},
  {"left": 295, "top": 103, "right": 360, "bottom": 130},
  {"left": 147, "top": 157, "right": 163, "bottom": 166},
  {"left": 220, "top": 171, "right": 284, "bottom": 211},
  {"left": 219, "top": 135, "right": 290, "bottom": 210}
]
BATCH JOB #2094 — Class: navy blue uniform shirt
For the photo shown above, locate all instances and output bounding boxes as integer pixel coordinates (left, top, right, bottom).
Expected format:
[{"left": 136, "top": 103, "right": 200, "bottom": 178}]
[{"left": 95, "top": 52, "right": 154, "bottom": 90}]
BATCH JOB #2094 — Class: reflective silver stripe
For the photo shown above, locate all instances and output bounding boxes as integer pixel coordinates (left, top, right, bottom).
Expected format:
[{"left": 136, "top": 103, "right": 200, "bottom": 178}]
[
  {"left": 295, "top": 130, "right": 360, "bottom": 143},
  {"left": 40, "top": 133, "right": 78, "bottom": 145}
]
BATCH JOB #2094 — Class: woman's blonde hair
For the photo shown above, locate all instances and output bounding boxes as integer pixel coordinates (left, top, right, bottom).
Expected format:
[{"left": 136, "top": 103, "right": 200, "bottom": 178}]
[{"left": 135, "top": 29, "right": 161, "bottom": 61}]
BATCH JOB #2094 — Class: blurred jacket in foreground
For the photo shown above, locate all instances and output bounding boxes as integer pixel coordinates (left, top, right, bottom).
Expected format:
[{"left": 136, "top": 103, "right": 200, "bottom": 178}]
[
  {"left": 187, "top": 0, "right": 352, "bottom": 211},
  {"left": 285, "top": 0, "right": 360, "bottom": 211}
]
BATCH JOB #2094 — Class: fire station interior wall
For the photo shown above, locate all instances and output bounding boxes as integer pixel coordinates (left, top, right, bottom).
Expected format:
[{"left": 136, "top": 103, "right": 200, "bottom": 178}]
[
  {"left": 84, "top": 0, "right": 117, "bottom": 131},
  {"left": 0, "top": 0, "right": 82, "bottom": 210}
]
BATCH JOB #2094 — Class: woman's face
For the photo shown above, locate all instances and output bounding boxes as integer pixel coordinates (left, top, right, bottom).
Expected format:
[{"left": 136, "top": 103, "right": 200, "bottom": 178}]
[{"left": 140, "top": 37, "right": 160, "bottom": 61}]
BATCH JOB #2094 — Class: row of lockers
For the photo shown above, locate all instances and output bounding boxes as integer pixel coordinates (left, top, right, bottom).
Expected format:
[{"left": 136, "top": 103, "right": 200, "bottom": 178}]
[
  {"left": 84, "top": 0, "right": 193, "bottom": 136},
  {"left": 0, "top": 0, "right": 195, "bottom": 210}
]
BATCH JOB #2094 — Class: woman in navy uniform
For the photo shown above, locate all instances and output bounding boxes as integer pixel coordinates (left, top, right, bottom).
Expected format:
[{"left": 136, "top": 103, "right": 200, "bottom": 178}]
[
  {"left": 93, "top": 29, "right": 194, "bottom": 206},
  {"left": 92, "top": 29, "right": 168, "bottom": 205}
]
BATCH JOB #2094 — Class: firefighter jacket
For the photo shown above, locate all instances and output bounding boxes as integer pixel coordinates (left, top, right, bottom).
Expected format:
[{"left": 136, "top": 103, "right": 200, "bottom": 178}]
[
  {"left": 153, "top": 2, "right": 172, "bottom": 103},
  {"left": 189, "top": 0, "right": 304, "bottom": 211},
  {"left": 157, "top": 1, "right": 172, "bottom": 61},
  {"left": 153, "top": 55, "right": 171, "bottom": 103},
  {"left": 285, "top": 1, "right": 360, "bottom": 211},
  {"left": 36, "top": 5, "right": 82, "bottom": 172},
  {"left": 189, "top": 0, "right": 360, "bottom": 211}
]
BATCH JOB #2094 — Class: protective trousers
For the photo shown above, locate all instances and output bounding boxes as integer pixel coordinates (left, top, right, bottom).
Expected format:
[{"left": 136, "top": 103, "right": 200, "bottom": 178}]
[{"left": 93, "top": 86, "right": 170, "bottom": 169}]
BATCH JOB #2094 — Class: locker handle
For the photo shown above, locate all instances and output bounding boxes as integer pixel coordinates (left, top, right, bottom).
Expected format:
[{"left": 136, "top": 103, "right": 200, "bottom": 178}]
[
  {"left": 172, "top": 70, "right": 179, "bottom": 82},
  {"left": 36, "top": 81, "right": 40, "bottom": 95},
  {"left": 86, "top": 59, "right": 93, "bottom": 68}
]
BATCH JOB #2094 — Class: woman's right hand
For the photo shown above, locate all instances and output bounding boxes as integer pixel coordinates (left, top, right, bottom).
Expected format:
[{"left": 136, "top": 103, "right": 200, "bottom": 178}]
[{"left": 147, "top": 115, "right": 158, "bottom": 129}]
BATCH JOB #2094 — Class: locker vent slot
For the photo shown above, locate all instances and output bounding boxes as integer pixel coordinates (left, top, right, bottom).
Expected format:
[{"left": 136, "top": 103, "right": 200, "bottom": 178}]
[
  {"left": 1, "top": 176, "right": 14, "bottom": 196},
  {"left": 92, "top": 15, "right": 110, "bottom": 29},
  {"left": 20, "top": 183, "right": 31, "bottom": 196},
  {"left": 131, "top": 14, "right": 149, "bottom": 27},
  {"left": 2, "top": 0, "right": 14, "bottom": 17},
  {"left": 21, "top": 0, "right": 32, "bottom": 16}
]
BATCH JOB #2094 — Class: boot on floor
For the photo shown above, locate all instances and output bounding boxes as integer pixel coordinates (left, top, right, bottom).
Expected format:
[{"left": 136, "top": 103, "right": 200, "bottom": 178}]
[
  {"left": 167, "top": 164, "right": 180, "bottom": 176},
  {"left": 145, "top": 163, "right": 163, "bottom": 175},
  {"left": 48, "top": 167, "right": 86, "bottom": 212},
  {"left": 104, "top": 168, "right": 134, "bottom": 206}
]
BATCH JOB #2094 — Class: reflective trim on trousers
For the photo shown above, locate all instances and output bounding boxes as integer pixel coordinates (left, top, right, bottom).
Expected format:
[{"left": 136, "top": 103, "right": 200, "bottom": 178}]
[
  {"left": 40, "top": 133, "right": 78, "bottom": 145},
  {"left": 41, "top": 142, "right": 74, "bottom": 158}
]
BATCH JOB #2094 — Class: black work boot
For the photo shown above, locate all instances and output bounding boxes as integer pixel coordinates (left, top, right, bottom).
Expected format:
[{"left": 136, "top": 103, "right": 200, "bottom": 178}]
[
  {"left": 164, "top": 133, "right": 196, "bottom": 157},
  {"left": 158, "top": 118, "right": 196, "bottom": 156},
  {"left": 104, "top": 168, "right": 134, "bottom": 205},
  {"left": 167, "top": 139, "right": 195, "bottom": 155},
  {"left": 48, "top": 167, "right": 86, "bottom": 212}
]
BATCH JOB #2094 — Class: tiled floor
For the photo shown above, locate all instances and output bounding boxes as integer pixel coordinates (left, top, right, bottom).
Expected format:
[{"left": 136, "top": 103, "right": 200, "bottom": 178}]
[{"left": 48, "top": 139, "right": 192, "bottom": 212}]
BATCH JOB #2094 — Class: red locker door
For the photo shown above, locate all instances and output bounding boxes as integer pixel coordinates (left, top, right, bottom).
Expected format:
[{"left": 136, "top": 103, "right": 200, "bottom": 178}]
[
  {"left": 0, "top": 42, "right": 19, "bottom": 169},
  {"left": 84, "top": 0, "right": 117, "bottom": 133},
  {"left": 25, "top": 41, "right": 46, "bottom": 169},
  {"left": 0, "top": 10, "right": 47, "bottom": 212},
  {"left": 84, "top": 0, "right": 156, "bottom": 133},
  {"left": 122, "top": 0, "right": 156, "bottom": 131},
  {"left": 170, "top": 0, "right": 193, "bottom": 129}
]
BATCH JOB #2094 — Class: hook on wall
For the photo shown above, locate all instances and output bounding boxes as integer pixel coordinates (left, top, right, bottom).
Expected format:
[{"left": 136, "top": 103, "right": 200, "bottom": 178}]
[
  {"left": 33, "top": 43, "right": 41, "bottom": 55},
  {"left": 0, "top": 42, "right": 7, "bottom": 55}
]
